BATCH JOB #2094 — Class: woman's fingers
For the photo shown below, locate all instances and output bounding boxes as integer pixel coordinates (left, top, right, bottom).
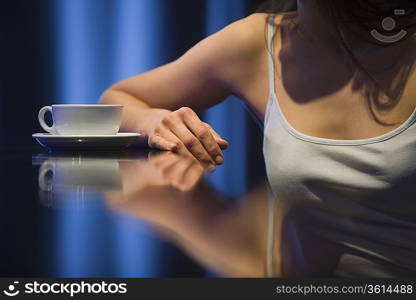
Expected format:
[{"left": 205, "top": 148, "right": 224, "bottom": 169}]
[
  {"left": 149, "top": 107, "right": 227, "bottom": 166},
  {"left": 205, "top": 123, "right": 229, "bottom": 150},
  {"left": 178, "top": 107, "right": 224, "bottom": 164},
  {"left": 161, "top": 108, "right": 216, "bottom": 166},
  {"left": 169, "top": 120, "right": 216, "bottom": 166},
  {"left": 154, "top": 124, "right": 218, "bottom": 171},
  {"left": 154, "top": 125, "right": 196, "bottom": 157}
]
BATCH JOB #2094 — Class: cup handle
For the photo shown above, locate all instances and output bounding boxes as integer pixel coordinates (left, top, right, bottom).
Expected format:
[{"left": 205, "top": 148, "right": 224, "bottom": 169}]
[
  {"left": 38, "top": 106, "right": 55, "bottom": 133},
  {"left": 38, "top": 161, "right": 54, "bottom": 192}
]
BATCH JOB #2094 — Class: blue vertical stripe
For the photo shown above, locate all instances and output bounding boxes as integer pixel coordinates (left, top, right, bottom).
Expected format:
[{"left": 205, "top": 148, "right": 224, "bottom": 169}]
[
  {"left": 55, "top": 0, "right": 161, "bottom": 276},
  {"left": 53, "top": 0, "right": 252, "bottom": 276},
  {"left": 204, "top": 0, "right": 248, "bottom": 197},
  {"left": 113, "top": 0, "right": 162, "bottom": 80},
  {"left": 112, "top": 216, "right": 162, "bottom": 277},
  {"left": 56, "top": 0, "right": 115, "bottom": 103},
  {"left": 111, "top": 0, "right": 162, "bottom": 277}
]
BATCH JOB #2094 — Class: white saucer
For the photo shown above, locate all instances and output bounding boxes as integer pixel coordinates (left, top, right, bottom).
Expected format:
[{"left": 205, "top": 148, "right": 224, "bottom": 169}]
[{"left": 32, "top": 133, "right": 141, "bottom": 150}]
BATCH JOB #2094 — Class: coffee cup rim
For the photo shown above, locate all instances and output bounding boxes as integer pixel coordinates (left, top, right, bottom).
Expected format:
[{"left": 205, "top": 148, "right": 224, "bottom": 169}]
[{"left": 51, "top": 104, "right": 123, "bottom": 108}]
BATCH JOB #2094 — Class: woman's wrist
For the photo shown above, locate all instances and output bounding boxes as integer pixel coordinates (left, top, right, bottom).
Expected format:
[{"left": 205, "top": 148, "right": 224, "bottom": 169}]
[{"left": 134, "top": 108, "right": 171, "bottom": 136}]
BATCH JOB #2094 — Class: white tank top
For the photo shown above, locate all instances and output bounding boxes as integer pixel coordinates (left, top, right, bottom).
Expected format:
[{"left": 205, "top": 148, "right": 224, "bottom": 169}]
[{"left": 263, "top": 14, "right": 416, "bottom": 275}]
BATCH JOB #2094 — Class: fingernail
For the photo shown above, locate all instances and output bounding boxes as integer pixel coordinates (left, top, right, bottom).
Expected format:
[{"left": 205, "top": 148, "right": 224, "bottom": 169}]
[
  {"left": 207, "top": 164, "right": 216, "bottom": 172},
  {"left": 215, "top": 155, "right": 224, "bottom": 165}
]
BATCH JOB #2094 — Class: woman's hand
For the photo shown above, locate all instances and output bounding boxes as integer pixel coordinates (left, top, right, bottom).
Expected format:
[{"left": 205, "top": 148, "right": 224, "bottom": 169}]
[{"left": 147, "top": 107, "right": 228, "bottom": 168}]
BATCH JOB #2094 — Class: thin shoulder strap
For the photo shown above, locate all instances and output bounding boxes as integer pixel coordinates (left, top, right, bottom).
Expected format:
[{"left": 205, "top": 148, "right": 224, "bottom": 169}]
[{"left": 267, "top": 14, "right": 276, "bottom": 94}]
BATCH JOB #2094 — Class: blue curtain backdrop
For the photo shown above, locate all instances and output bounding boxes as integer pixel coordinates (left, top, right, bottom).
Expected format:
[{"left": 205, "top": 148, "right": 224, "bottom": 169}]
[
  {"left": 53, "top": 0, "right": 265, "bottom": 277},
  {"left": 0, "top": 0, "right": 265, "bottom": 188},
  {"left": 54, "top": 0, "right": 265, "bottom": 197},
  {"left": 0, "top": 0, "right": 267, "bottom": 277}
]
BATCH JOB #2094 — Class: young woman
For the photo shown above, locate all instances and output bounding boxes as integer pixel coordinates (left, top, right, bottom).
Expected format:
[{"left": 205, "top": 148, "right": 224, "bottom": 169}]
[{"left": 100, "top": 0, "right": 416, "bottom": 170}]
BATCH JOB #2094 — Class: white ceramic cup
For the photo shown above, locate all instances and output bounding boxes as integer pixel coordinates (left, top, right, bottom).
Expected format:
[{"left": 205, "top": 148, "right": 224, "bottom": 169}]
[{"left": 38, "top": 104, "right": 123, "bottom": 135}]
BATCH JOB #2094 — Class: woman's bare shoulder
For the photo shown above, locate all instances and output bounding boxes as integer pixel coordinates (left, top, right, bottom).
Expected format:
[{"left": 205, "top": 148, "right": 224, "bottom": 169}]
[
  {"left": 205, "top": 13, "right": 277, "bottom": 87},
  {"left": 207, "top": 13, "right": 289, "bottom": 89},
  {"left": 209, "top": 12, "right": 290, "bottom": 63},
  {"left": 210, "top": 13, "right": 270, "bottom": 56}
]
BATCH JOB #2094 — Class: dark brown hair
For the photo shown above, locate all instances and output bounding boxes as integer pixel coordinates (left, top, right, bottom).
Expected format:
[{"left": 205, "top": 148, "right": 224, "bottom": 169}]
[
  {"left": 256, "top": 0, "right": 297, "bottom": 13},
  {"left": 257, "top": 0, "right": 416, "bottom": 126}
]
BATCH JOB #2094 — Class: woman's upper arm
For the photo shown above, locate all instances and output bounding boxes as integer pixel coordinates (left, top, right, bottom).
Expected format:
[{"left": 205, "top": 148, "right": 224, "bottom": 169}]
[{"left": 108, "top": 13, "right": 268, "bottom": 112}]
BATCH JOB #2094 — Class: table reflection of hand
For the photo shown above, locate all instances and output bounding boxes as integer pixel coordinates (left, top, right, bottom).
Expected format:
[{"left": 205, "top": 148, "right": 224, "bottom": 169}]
[
  {"left": 107, "top": 151, "right": 207, "bottom": 203},
  {"left": 105, "top": 161, "right": 275, "bottom": 278}
]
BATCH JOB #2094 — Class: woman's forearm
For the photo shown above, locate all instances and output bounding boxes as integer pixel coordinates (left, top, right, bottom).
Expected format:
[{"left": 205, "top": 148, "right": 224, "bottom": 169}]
[
  {"left": 99, "top": 87, "right": 228, "bottom": 165},
  {"left": 99, "top": 88, "right": 170, "bottom": 136}
]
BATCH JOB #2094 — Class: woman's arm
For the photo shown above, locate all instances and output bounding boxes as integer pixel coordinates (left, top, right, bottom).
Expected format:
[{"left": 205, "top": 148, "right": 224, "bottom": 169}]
[{"left": 99, "top": 13, "right": 267, "bottom": 166}]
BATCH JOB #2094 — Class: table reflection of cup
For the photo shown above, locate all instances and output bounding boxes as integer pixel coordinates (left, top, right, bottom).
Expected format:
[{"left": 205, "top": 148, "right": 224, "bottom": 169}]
[
  {"left": 38, "top": 157, "right": 122, "bottom": 192},
  {"left": 37, "top": 156, "right": 122, "bottom": 208}
]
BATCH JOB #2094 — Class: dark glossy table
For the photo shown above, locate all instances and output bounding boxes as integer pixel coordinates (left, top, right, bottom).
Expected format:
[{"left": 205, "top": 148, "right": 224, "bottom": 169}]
[{"left": 1, "top": 145, "right": 415, "bottom": 278}]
